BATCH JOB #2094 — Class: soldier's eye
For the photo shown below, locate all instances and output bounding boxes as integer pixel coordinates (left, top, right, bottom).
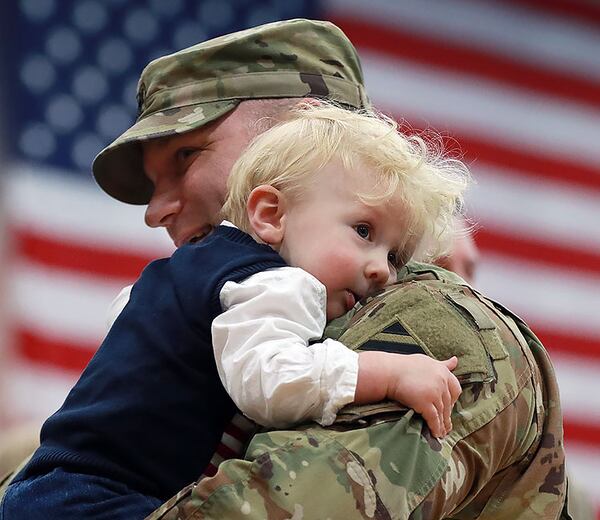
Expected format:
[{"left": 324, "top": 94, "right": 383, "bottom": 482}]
[
  {"left": 176, "top": 148, "right": 200, "bottom": 162},
  {"left": 355, "top": 224, "right": 371, "bottom": 240}
]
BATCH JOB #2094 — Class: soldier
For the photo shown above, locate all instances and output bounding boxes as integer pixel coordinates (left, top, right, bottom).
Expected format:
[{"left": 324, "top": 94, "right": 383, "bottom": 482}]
[{"left": 0, "top": 19, "right": 569, "bottom": 519}]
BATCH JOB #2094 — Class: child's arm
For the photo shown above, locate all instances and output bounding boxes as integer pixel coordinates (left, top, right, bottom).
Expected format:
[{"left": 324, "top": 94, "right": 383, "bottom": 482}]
[
  {"left": 214, "top": 267, "right": 461, "bottom": 436},
  {"left": 355, "top": 351, "right": 462, "bottom": 438},
  {"left": 212, "top": 267, "right": 359, "bottom": 428}
]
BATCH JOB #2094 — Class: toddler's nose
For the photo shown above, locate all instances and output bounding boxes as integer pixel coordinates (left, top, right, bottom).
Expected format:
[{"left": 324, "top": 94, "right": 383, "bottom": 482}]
[{"left": 365, "top": 254, "right": 392, "bottom": 286}]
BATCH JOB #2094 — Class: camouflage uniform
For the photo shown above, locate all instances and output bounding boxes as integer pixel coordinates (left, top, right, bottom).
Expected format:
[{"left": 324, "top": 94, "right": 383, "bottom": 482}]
[{"left": 145, "top": 263, "right": 568, "bottom": 519}]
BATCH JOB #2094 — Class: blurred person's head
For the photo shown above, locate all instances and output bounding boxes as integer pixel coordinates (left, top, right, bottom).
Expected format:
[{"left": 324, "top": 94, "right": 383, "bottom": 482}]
[
  {"left": 434, "top": 220, "right": 479, "bottom": 284},
  {"left": 91, "top": 19, "right": 369, "bottom": 248},
  {"left": 221, "top": 102, "right": 471, "bottom": 319}
]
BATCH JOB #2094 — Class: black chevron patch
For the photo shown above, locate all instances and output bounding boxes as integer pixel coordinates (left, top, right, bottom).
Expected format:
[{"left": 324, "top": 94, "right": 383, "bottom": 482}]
[
  {"left": 358, "top": 340, "right": 425, "bottom": 355},
  {"left": 381, "top": 322, "right": 412, "bottom": 336}
]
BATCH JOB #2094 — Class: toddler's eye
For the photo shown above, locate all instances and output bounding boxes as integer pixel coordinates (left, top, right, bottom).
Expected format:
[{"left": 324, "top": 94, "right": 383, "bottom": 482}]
[
  {"left": 355, "top": 224, "right": 371, "bottom": 239},
  {"left": 388, "top": 251, "right": 398, "bottom": 267}
]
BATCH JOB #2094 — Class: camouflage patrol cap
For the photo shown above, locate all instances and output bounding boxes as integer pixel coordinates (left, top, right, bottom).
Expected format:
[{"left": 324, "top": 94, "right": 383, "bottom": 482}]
[{"left": 92, "top": 18, "right": 370, "bottom": 204}]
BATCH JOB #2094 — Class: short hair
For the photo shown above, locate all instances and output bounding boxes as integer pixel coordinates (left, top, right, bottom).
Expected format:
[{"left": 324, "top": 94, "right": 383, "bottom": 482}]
[
  {"left": 222, "top": 102, "right": 471, "bottom": 259},
  {"left": 240, "top": 98, "right": 302, "bottom": 136}
]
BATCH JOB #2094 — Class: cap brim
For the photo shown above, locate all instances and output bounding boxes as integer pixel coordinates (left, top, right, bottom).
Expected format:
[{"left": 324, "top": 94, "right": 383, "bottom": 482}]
[{"left": 92, "top": 100, "right": 240, "bottom": 205}]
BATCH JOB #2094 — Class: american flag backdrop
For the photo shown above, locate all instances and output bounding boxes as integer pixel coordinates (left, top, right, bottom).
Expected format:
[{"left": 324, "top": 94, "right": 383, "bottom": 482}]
[{"left": 0, "top": 0, "right": 599, "bottom": 513}]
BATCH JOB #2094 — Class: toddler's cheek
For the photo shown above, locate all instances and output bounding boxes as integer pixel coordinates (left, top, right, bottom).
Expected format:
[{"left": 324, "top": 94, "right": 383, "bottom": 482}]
[{"left": 316, "top": 259, "right": 348, "bottom": 287}]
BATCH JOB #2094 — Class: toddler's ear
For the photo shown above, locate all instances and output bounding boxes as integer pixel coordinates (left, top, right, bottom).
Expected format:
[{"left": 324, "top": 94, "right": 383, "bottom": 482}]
[{"left": 247, "top": 185, "right": 286, "bottom": 246}]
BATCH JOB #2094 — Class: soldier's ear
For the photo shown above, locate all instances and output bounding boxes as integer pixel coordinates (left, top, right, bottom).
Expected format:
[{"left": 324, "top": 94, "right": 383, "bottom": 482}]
[{"left": 247, "top": 185, "right": 287, "bottom": 246}]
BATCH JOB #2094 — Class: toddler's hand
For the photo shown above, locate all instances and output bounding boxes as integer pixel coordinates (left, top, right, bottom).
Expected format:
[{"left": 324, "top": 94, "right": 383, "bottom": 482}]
[{"left": 384, "top": 354, "right": 462, "bottom": 438}]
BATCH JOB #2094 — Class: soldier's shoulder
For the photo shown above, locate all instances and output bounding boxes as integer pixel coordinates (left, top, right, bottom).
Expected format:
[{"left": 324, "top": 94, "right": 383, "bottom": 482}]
[{"left": 397, "top": 260, "right": 468, "bottom": 285}]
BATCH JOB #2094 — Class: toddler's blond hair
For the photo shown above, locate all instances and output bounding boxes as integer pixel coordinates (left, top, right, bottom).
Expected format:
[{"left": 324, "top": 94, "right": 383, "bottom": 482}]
[{"left": 222, "top": 102, "right": 471, "bottom": 260}]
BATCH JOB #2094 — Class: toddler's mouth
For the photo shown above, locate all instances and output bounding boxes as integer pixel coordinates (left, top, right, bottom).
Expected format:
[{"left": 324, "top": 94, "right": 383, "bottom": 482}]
[{"left": 345, "top": 290, "right": 360, "bottom": 311}]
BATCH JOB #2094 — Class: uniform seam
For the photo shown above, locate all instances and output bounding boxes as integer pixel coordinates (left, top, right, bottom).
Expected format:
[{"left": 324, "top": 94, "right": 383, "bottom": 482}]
[
  {"left": 143, "top": 71, "right": 360, "bottom": 104},
  {"left": 140, "top": 72, "right": 363, "bottom": 120}
]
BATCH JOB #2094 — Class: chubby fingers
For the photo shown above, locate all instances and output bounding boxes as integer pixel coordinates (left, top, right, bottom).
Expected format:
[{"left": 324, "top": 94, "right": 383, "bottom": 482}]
[
  {"left": 442, "top": 370, "right": 462, "bottom": 435},
  {"left": 449, "top": 373, "right": 462, "bottom": 403},
  {"left": 438, "top": 365, "right": 462, "bottom": 436},
  {"left": 442, "top": 387, "right": 452, "bottom": 434},
  {"left": 442, "top": 355, "right": 458, "bottom": 371},
  {"left": 422, "top": 403, "right": 445, "bottom": 438}
]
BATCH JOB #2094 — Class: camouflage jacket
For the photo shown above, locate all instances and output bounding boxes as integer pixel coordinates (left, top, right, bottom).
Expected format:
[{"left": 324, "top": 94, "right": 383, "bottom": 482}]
[{"left": 146, "top": 262, "right": 568, "bottom": 519}]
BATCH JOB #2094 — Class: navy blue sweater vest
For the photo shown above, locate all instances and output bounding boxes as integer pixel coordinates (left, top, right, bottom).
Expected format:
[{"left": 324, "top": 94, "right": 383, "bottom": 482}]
[{"left": 16, "top": 226, "right": 287, "bottom": 501}]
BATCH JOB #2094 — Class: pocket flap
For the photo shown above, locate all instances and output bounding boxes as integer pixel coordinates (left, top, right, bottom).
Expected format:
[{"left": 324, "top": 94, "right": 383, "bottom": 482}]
[
  {"left": 334, "top": 401, "right": 408, "bottom": 424},
  {"left": 340, "top": 282, "right": 498, "bottom": 383}
]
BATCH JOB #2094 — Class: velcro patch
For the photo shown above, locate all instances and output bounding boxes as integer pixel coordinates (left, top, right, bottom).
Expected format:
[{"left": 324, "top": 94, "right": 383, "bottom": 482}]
[{"left": 340, "top": 281, "right": 499, "bottom": 383}]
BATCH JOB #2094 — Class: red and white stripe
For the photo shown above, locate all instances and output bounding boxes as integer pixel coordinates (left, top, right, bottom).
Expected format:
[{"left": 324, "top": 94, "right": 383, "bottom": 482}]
[
  {"left": 202, "top": 413, "right": 257, "bottom": 478},
  {"left": 0, "top": 165, "right": 172, "bottom": 424},
  {"left": 326, "top": 0, "right": 600, "bottom": 511}
]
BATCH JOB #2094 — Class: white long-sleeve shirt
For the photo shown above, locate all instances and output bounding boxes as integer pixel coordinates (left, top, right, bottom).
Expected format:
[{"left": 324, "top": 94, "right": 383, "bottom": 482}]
[
  {"left": 212, "top": 266, "right": 358, "bottom": 428},
  {"left": 107, "top": 254, "right": 358, "bottom": 429}
]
